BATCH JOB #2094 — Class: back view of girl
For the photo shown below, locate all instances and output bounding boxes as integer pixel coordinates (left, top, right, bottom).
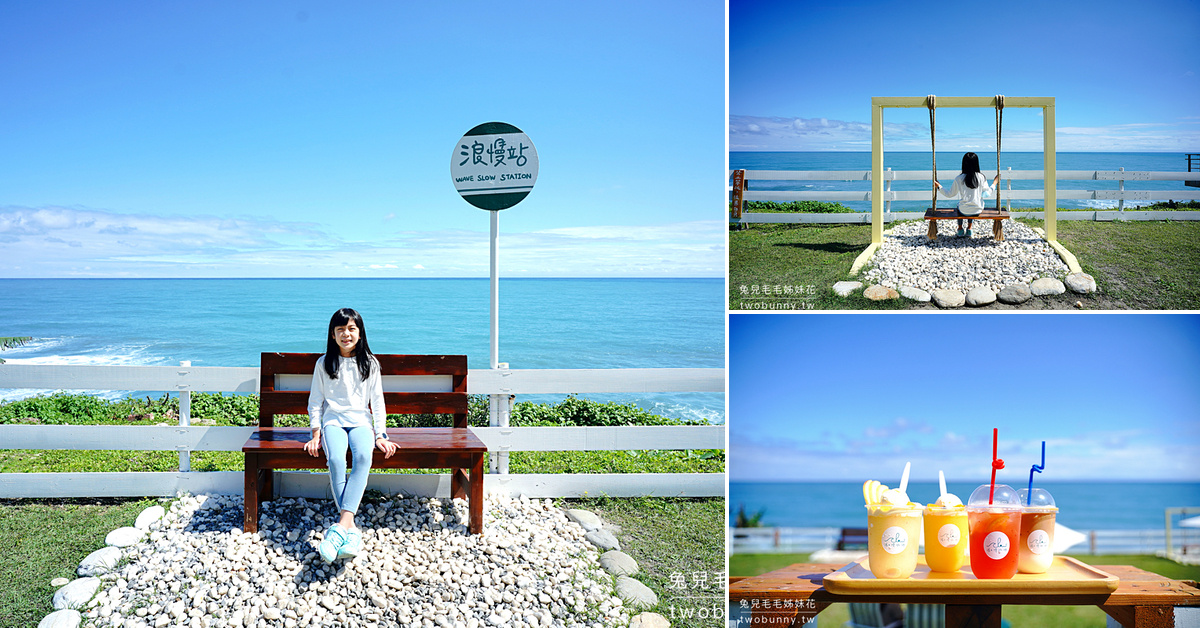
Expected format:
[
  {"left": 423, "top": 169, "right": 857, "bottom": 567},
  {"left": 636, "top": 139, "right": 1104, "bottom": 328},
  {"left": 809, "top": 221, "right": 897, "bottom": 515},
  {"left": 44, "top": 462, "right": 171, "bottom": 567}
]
[
  {"left": 303, "top": 308, "right": 397, "bottom": 562},
  {"left": 934, "top": 152, "right": 1001, "bottom": 237}
]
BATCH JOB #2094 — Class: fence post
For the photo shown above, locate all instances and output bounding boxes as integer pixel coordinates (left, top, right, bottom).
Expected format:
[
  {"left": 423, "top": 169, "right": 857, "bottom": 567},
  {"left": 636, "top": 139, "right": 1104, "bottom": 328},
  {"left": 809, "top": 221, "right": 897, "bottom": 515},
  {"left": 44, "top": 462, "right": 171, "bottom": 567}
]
[
  {"left": 488, "top": 394, "right": 498, "bottom": 473},
  {"left": 178, "top": 360, "right": 191, "bottom": 473},
  {"left": 1006, "top": 167, "right": 1012, "bottom": 212},
  {"left": 1118, "top": 167, "right": 1125, "bottom": 216},
  {"left": 498, "top": 390, "right": 511, "bottom": 475},
  {"left": 885, "top": 167, "right": 892, "bottom": 221},
  {"left": 488, "top": 363, "right": 512, "bottom": 474},
  {"left": 1166, "top": 508, "right": 1174, "bottom": 559}
]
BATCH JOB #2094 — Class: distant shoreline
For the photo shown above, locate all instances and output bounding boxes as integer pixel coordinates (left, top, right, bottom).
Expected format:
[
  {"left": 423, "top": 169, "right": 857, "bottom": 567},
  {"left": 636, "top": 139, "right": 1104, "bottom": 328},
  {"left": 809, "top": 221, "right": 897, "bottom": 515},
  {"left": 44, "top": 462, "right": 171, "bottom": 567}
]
[{"left": 730, "top": 150, "right": 1198, "bottom": 154}]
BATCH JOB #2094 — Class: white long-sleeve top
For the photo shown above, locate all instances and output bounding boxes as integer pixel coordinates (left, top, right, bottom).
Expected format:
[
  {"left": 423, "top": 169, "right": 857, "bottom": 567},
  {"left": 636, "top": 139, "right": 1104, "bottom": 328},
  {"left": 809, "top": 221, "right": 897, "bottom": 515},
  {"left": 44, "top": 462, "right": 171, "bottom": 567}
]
[
  {"left": 937, "top": 172, "right": 994, "bottom": 216},
  {"left": 307, "top": 355, "right": 387, "bottom": 438}
]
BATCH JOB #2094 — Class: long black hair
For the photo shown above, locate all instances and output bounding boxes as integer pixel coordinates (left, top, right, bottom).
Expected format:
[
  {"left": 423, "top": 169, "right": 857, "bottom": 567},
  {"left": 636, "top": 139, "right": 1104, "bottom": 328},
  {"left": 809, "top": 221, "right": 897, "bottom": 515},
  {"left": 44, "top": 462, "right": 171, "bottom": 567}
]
[
  {"left": 961, "top": 152, "right": 982, "bottom": 189},
  {"left": 323, "top": 308, "right": 376, "bottom": 381}
]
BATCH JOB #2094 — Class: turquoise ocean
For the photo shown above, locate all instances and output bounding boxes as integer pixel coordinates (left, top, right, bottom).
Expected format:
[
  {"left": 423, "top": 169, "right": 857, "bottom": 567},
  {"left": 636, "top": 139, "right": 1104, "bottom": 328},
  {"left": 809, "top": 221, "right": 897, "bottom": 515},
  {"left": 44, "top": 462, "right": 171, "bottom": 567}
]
[
  {"left": 731, "top": 481, "right": 1200, "bottom": 531},
  {"left": 730, "top": 151, "right": 1197, "bottom": 212},
  {"left": 0, "top": 278, "right": 725, "bottom": 424}
]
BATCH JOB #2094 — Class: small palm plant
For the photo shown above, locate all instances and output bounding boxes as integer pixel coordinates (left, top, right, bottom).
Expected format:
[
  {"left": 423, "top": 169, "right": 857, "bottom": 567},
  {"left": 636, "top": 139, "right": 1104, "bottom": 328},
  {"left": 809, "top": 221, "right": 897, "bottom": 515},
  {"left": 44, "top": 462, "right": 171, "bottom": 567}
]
[
  {"left": 0, "top": 337, "right": 32, "bottom": 364},
  {"left": 735, "top": 503, "right": 766, "bottom": 528}
]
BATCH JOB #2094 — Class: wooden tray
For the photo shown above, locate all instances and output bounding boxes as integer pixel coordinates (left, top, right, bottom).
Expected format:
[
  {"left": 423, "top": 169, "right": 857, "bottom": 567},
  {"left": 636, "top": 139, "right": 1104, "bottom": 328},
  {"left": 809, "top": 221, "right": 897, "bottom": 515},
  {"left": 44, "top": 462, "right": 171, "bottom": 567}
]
[{"left": 823, "top": 556, "right": 1118, "bottom": 595}]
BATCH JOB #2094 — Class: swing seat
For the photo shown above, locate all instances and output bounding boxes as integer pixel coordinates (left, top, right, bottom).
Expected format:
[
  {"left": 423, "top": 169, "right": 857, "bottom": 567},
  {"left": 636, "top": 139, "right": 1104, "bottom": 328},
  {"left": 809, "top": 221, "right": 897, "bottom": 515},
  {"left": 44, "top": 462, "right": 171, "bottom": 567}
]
[{"left": 923, "top": 207, "right": 1009, "bottom": 241}]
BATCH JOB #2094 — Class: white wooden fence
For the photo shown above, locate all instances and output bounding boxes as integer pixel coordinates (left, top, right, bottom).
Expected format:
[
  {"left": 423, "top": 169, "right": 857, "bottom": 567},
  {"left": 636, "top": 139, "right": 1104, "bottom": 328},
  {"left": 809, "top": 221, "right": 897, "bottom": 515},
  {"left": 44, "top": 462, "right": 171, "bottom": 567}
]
[
  {"left": 729, "top": 526, "right": 1200, "bottom": 556},
  {"left": 731, "top": 169, "right": 1200, "bottom": 223},
  {"left": 0, "top": 364, "right": 725, "bottom": 500}
]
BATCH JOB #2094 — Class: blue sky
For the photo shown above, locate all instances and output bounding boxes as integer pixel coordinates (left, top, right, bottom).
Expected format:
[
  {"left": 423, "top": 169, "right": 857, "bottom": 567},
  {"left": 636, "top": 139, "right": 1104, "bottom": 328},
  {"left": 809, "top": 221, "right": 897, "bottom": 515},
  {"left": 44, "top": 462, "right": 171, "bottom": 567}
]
[
  {"left": 730, "top": 314, "right": 1200, "bottom": 482},
  {"left": 730, "top": 0, "right": 1200, "bottom": 152},
  {"left": 0, "top": 1, "right": 723, "bottom": 278}
]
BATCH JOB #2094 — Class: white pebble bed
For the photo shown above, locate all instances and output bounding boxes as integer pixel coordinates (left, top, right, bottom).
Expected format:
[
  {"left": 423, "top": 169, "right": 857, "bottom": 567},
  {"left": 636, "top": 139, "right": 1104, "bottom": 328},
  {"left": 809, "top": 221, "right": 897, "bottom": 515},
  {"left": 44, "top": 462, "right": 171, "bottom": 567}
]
[
  {"left": 864, "top": 220, "right": 1069, "bottom": 293},
  {"left": 81, "top": 494, "right": 631, "bottom": 628}
]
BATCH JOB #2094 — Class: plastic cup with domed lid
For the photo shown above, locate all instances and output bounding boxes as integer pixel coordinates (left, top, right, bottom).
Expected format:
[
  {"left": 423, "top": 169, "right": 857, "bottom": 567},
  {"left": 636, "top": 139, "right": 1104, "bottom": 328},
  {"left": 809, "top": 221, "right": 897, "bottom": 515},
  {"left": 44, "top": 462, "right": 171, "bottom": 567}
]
[
  {"left": 862, "top": 478, "right": 922, "bottom": 579},
  {"left": 966, "top": 483, "right": 1023, "bottom": 579},
  {"left": 1016, "top": 487, "right": 1058, "bottom": 574},
  {"left": 924, "top": 472, "right": 968, "bottom": 572}
]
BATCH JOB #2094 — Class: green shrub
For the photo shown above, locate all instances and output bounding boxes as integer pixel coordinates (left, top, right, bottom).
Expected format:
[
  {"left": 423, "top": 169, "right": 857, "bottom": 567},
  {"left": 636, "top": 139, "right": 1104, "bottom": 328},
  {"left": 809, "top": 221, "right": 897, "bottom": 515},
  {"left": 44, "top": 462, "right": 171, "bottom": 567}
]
[
  {"left": 744, "top": 200, "right": 857, "bottom": 213},
  {"left": 1, "top": 392, "right": 706, "bottom": 428},
  {"left": 1145, "top": 200, "right": 1200, "bottom": 210}
]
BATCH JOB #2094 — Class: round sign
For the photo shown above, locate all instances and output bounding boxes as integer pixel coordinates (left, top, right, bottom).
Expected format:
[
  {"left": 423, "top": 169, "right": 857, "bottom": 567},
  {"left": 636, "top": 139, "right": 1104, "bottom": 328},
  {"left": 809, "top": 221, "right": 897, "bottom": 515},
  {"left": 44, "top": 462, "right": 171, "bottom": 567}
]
[{"left": 451, "top": 122, "right": 539, "bottom": 210}]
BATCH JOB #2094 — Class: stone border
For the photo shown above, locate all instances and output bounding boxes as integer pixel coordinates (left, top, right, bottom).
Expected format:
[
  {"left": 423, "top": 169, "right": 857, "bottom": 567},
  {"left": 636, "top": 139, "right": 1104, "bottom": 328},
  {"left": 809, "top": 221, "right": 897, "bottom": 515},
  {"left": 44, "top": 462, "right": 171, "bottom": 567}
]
[
  {"left": 835, "top": 272, "right": 1097, "bottom": 309},
  {"left": 565, "top": 508, "right": 671, "bottom": 628},
  {"left": 40, "top": 502, "right": 168, "bottom": 628}
]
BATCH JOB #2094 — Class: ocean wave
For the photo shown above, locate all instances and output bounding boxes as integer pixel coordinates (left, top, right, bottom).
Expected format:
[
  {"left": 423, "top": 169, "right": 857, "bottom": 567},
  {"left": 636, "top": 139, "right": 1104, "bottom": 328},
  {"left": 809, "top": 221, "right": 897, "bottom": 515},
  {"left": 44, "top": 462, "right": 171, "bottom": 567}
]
[
  {"left": 0, "top": 341, "right": 170, "bottom": 402},
  {"left": 643, "top": 400, "right": 725, "bottom": 425}
]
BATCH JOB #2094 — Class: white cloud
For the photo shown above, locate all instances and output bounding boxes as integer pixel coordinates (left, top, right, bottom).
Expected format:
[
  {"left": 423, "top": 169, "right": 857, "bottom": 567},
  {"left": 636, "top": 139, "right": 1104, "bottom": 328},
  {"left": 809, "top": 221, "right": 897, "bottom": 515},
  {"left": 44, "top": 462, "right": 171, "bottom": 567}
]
[
  {"left": 0, "top": 206, "right": 724, "bottom": 278},
  {"left": 731, "top": 429, "right": 1200, "bottom": 482},
  {"left": 731, "top": 113, "right": 1200, "bottom": 152}
]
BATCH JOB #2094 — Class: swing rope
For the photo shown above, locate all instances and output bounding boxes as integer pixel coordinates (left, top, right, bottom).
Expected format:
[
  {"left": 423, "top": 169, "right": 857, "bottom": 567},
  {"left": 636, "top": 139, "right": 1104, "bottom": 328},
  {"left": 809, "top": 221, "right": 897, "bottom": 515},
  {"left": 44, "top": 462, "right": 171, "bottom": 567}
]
[
  {"left": 928, "top": 95, "right": 936, "bottom": 212},
  {"left": 995, "top": 94, "right": 1004, "bottom": 212}
]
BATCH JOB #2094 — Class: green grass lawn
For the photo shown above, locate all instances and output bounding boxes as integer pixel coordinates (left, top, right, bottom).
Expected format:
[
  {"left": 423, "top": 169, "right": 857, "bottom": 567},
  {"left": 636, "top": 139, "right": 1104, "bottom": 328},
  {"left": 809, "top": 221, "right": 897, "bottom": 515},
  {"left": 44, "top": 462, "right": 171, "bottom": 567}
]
[
  {"left": 729, "top": 219, "right": 1200, "bottom": 310},
  {"left": 0, "top": 498, "right": 159, "bottom": 628},
  {"left": 571, "top": 497, "right": 724, "bottom": 628},
  {"left": 730, "top": 552, "right": 1200, "bottom": 628},
  {"left": 1024, "top": 218, "right": 1200, "bottom": 309}
]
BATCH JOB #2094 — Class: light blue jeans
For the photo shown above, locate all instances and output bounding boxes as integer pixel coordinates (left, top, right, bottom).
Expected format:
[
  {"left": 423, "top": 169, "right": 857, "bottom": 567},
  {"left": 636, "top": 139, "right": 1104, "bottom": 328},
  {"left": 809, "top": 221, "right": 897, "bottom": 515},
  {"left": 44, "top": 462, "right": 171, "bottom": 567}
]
[{"left": 321, "top": 424, "right": 374, "bottom": 515}]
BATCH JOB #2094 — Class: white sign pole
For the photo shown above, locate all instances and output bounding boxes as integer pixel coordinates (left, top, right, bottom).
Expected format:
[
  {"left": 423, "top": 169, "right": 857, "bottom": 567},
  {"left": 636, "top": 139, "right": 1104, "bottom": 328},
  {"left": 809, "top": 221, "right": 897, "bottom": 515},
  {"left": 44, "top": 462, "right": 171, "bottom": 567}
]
[
  {"left": 451, "top": 121, "right": 537, "bottom": 475},
  {"left": 490, "top": 210, "right": 499, "bottom": 370}
]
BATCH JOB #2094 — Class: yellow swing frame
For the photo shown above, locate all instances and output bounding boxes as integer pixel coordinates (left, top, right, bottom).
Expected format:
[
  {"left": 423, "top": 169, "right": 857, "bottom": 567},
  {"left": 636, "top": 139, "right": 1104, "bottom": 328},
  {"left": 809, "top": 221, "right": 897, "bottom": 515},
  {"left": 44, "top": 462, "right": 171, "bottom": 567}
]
[{"left": 869, "top": 96, "right": 1057, "bottom": 242}]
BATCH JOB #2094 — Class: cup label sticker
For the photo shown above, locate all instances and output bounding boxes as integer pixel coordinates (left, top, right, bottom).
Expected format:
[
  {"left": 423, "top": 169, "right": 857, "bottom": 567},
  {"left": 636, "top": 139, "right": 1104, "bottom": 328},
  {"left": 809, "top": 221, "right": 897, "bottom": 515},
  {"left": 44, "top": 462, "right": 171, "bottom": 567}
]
[
  {"left": 983, "top": 531, "right": 1011, "bottom": 560},
  {"left": 938, "top": 524, "right": 960, "bottom": 548},
  {"left": 881, "top": 526, "right": 908, "bottom": 554},
  {"left": 1027, "top": 529, "right": 1051, "bottom": 555}
]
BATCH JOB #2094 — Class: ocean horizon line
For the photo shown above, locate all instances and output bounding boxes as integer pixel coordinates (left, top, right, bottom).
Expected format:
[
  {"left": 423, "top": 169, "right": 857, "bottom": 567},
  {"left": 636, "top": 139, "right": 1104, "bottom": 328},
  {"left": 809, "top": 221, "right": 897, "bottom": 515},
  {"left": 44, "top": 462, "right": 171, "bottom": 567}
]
[
  {"left": 732, "top": 479, "right": 1200, "bottom": 484},
  {"left": 0, "top": 276, "right": 724, "bottom": 282},
  {"left": 730, "top": 150, "right": 1197, "bottom": 154}
]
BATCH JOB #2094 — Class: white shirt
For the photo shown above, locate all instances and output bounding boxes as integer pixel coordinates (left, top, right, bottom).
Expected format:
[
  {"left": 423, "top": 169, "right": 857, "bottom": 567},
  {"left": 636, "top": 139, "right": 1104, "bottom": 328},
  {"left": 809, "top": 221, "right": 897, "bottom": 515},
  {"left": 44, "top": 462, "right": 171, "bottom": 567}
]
[
  {"left": 937, "top": 172, "right": 994, "bottom": 216},
  {"left": 307, "top": 355, "right": 387, "bottom": 437}
]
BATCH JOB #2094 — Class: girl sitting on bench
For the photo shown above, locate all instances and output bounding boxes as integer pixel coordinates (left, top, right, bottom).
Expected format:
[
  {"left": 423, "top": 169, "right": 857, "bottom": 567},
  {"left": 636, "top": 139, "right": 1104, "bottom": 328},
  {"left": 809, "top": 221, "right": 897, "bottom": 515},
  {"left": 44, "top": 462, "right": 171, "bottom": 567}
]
[
  {"left": 933, "top": 152, "right": 1001, "bottom": 238},
  {"left": 304, "top": 307, "right": 398, "bottom": 562}
]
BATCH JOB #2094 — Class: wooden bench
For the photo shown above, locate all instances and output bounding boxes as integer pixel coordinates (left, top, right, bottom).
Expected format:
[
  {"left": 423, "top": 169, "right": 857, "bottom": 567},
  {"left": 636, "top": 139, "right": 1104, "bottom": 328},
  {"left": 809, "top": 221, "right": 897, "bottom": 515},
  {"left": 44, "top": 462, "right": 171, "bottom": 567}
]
[
  {"left": 242, "top": 352, "right": 486, "bottom": 534},
  {"left": 837, "top": 527, "right": 869, "bottom": 551},
  {"left": 924, "top": 207, "right": 1010, "bottom": 241}
]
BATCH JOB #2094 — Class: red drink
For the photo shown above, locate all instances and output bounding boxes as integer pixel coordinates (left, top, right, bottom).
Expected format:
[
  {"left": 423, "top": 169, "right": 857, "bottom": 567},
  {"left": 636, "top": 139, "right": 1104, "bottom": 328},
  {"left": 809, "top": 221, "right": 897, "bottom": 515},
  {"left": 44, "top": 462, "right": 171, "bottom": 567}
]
[{"left": 967, "top": 509, "right": 1022, "bottom": 579}]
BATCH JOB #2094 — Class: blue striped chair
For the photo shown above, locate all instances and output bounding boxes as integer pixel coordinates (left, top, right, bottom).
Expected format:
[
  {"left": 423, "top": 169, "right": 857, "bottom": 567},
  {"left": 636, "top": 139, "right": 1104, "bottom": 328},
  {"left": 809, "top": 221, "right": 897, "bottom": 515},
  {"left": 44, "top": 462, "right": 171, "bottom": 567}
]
[
  {"left": 904, "top": 604, "right": 943, "bottom": 628},
  {"left": 846, "top": 603, "right": 902, "bottom": 628}
]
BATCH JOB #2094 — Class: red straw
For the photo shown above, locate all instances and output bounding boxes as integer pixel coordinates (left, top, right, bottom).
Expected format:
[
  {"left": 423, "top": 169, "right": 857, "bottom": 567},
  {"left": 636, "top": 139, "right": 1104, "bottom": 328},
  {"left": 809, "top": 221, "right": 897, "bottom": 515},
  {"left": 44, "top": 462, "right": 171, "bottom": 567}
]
[{"left": 989, "top": 427, "right": 1005, "bottom": 504}]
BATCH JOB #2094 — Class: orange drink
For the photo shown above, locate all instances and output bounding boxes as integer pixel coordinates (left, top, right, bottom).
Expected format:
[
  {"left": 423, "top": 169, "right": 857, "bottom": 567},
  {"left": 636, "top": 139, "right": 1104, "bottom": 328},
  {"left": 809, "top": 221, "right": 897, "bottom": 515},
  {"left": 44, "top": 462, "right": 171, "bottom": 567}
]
[{"left": 923, "top": 505, "right": 968, "bottom": 572}]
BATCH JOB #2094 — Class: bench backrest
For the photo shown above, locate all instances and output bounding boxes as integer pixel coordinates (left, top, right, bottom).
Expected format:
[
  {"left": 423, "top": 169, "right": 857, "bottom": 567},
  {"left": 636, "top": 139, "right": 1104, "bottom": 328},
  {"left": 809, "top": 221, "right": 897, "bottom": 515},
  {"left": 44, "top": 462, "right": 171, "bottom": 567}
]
[{"left": 258, "top": 352, "right": 468, "bottom": 428}]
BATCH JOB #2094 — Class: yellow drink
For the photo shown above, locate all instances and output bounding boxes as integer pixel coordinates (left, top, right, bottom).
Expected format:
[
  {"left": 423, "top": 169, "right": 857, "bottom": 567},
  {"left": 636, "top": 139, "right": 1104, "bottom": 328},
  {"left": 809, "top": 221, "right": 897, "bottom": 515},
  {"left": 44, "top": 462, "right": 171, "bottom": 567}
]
[
  {"left": 923, "top": 505, "right": 968, "bottom": 572},
  {"left": 866, "top": 504, "right": 922, "bottom": 579}
]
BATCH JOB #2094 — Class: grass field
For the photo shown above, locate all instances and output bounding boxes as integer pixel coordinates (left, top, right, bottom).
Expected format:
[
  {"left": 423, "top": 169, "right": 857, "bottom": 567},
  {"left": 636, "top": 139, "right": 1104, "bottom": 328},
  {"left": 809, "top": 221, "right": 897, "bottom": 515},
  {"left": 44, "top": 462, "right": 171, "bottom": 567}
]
[
  {"left": 729, "top": 219, "right": 1200, "bottom": 310},
  {"left": 0, "top": 498, "right": 159, "bottom": 628},
  {"left": 730, "top": 552, "right": 1200, "bottom": 628}
]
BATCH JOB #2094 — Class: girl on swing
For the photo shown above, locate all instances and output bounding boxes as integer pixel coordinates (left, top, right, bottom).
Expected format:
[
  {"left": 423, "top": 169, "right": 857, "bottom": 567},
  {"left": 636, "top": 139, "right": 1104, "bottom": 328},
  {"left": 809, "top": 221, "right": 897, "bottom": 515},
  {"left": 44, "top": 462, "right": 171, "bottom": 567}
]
[{"left": 934, "top": 152, "right": 1001, "bottom": 238}]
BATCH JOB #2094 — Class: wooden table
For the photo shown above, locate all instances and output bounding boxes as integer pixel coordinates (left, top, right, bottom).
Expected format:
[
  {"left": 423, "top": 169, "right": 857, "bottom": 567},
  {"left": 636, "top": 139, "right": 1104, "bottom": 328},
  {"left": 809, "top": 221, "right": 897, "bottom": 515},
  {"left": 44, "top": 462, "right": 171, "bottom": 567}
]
[
  {"left": 729, "top": 563, "right": 1200, "bottom": 628},
  {"left": 243, "top": 427, "right": 487, "bottom": 534}
]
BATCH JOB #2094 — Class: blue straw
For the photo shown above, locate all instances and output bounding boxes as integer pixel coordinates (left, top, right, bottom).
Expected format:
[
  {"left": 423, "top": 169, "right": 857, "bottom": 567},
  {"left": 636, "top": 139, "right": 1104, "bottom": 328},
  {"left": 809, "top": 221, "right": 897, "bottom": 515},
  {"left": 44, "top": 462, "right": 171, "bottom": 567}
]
[{"left": 1027, "top": 441, "right": 1046, "bottom": 505}]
